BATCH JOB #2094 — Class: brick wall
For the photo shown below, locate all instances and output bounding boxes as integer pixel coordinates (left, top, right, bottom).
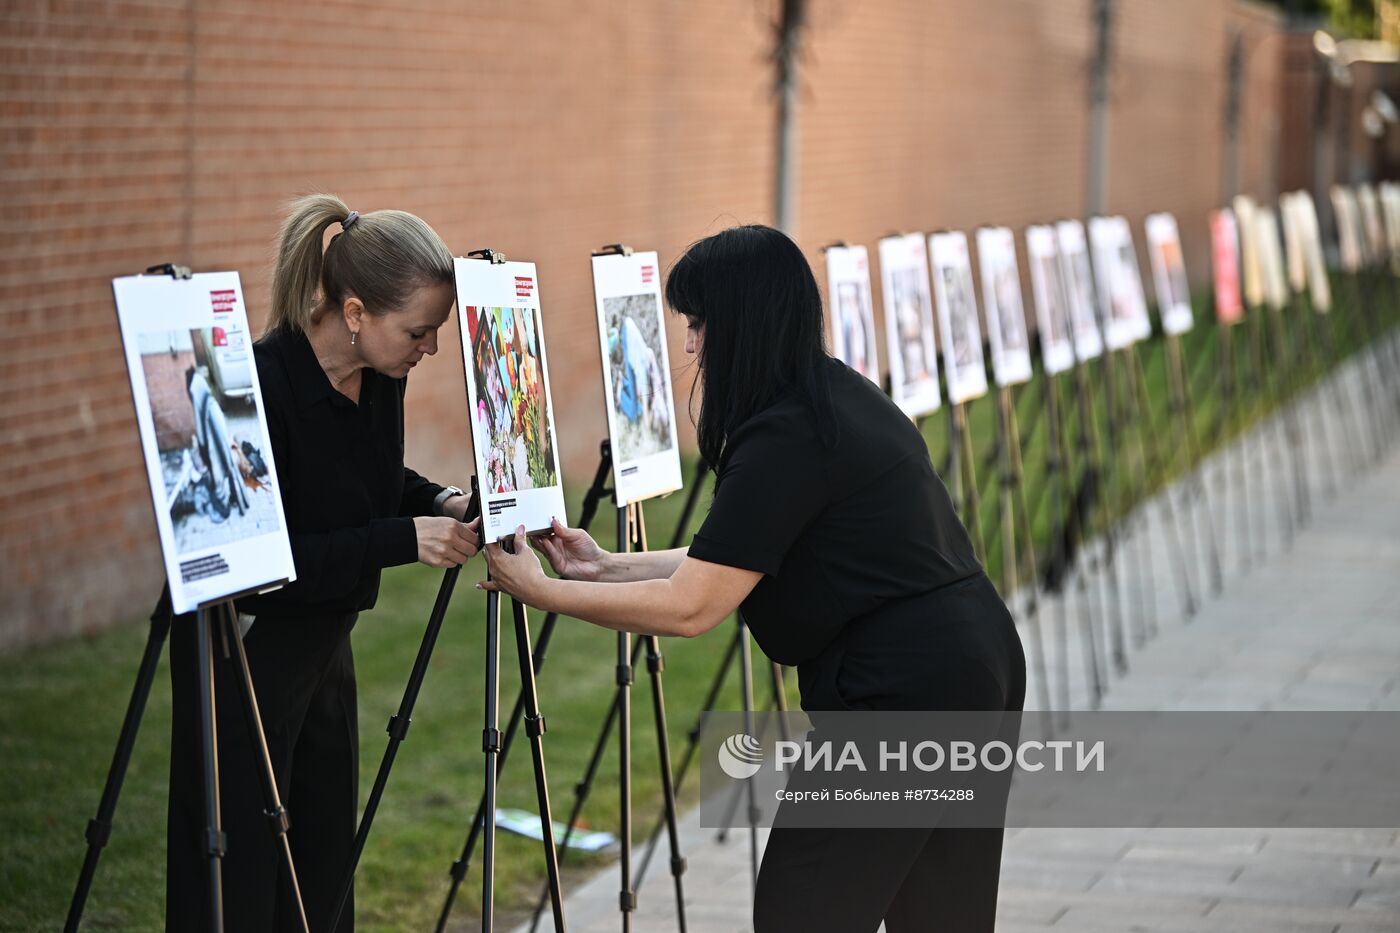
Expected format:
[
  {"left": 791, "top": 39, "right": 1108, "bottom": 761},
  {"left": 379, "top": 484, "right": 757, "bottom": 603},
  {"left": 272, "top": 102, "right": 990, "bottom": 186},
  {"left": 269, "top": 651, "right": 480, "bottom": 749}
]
[{"left": 2, "top": 0, "right": 1303, "bottom": 649}]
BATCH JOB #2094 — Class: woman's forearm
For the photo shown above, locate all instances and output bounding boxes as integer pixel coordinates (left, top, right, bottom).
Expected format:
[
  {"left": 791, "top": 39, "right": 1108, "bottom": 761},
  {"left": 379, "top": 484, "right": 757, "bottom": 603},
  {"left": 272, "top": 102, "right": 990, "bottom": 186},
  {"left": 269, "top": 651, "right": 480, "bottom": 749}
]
[
  {"left": 532, "top": 576, "right": 702, "bottom": 638},
  {"left": 596, "top": 547, "right": 689, "bottom": 583}
]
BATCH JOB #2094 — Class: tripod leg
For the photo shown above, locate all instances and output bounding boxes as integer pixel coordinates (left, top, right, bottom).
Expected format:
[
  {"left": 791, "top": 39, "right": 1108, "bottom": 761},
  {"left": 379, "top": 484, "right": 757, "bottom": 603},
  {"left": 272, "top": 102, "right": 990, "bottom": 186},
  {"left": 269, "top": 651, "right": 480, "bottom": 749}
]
[
  {"left": 512, "top": 598, "right": 568, "bottom": 932},
  {"left": 639, "top": 635, "right": 688, "bottom": 931},
  {"left": 481, "top": 585, "right": 502, "bottom": 932},
  {"left": 736, "top": 616, "right": 760, "bottom": 899},
  {"left": 65, "top": 604, "right": 172, "bottom": 933},
  {"left": 196, "top": 606, "right": 226, "bottom": 933},
  {"left": 617, "top": 505, "right": 636, "bottom": 931},
  {"left": 217, "top": 604, "right": 309, "bottom": 933}
]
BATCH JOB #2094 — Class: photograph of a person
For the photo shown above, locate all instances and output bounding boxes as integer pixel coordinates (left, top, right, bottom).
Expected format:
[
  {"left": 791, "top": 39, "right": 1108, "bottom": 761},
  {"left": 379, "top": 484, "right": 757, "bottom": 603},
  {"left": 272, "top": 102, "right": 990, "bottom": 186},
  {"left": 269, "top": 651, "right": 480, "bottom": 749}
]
[
  {"left": 1055, "top": 221, "right": 1104, "bottom": 361},
  {"left": 604, "top": 292, "right": 675, "bottom": 463},
  {"left": 975, "top": 226, "right": 1033, "bottom": 387},
  {"left": 138, "top": 327, "right": 281, "bottom": 555},
  {"left": 930, "top": 231, "right": 988, "bottom": 404},
  {"left": 1025, "top": 225, "right": 1076, "bottom": 375},
  {"left": 878, "top": 232, "right": 941, "bottom": 417},
  {"left": 1145, "top": 212, "right": 1195, "bottom": 336},
  {"left": 466, "top": 303, "right": 558, "bottom": 494},
  {"left": 825, "top": 245, "right": 880, "bottom": 384}
]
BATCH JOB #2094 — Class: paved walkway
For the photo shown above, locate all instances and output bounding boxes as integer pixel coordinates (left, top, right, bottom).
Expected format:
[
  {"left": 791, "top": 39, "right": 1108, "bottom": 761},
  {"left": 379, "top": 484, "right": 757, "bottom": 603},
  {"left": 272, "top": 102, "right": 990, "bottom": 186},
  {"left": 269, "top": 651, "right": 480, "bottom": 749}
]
[{"left": 512, "top": 344, "right": 1400, "bottom": 933}]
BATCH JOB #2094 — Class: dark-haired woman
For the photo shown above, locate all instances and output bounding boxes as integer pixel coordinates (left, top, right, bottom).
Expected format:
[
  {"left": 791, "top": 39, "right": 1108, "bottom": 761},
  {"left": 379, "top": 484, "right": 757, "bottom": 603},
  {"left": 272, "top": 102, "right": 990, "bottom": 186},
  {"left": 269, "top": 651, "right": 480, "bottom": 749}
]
[
  {"left": 166, "top": 195, "right": 480, "bottom": 932},
  {"left": 484, "top": 224, "right": 1025, "bottom": 932}
]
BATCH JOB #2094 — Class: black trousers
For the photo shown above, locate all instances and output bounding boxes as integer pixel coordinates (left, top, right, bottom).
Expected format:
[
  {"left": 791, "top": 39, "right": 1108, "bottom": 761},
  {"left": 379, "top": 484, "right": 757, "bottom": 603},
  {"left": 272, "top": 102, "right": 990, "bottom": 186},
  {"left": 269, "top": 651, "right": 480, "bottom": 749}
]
[
  {"left": 759, "top": 573, "right": 1027, "bottom": 932},
  {"left": 167, "top": 611, "right": 359, "bottom": 932}
]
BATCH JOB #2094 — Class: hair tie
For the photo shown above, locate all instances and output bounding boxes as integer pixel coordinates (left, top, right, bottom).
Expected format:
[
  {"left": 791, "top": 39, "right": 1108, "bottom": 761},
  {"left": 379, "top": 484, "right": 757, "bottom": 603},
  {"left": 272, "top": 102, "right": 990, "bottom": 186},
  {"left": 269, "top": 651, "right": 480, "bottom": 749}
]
[{"left": 342, "top": 210, "right": 360, "bottom": 231}]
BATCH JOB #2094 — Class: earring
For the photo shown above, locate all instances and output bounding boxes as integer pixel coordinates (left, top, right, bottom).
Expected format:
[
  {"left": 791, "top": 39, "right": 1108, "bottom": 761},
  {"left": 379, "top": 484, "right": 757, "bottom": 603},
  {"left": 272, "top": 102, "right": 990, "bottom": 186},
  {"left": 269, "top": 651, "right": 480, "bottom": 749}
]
[{"left": 351, "top": 331, "right": 358, "bottom": 346}]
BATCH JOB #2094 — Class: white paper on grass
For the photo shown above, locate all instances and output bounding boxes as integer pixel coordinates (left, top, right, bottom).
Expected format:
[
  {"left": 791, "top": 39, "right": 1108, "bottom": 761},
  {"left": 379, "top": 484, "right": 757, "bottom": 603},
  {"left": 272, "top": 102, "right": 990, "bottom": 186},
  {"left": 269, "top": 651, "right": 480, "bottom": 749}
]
[
  {"left": 1088, "top": 216, "right": 1151, "bottom": 351},
  {"left": 974, "top": 226, "right": 1033, "bottom": 387},
  {"left": 1054, "top": 220, "right": 1104, "bottom": 361},
  {"left": 455, "top": 258, "right": 567, "bottom": 544},
  {"left": 928, "top": 231, "right": 989, "bottom": 405},
  {"left": 113, "top": 271, "right": 295, "bottom": 614},
  {"left": 589, "top": 251, "right": 683, "bottom": 507},
  {"left": 824, "top": 245, "right": 881, "bottom": 387},
  {"left": 1144, "top": 212, "right": 1195, "bottom": 336},
  {"left": 876, "top": 233, "right": 942, "bottom": 416},
  {"left": 1293, "top": 191, "right": 1332, "bottom": 312},
  {"left": 1255, "top": 207, "right": 1289, "bottom": 312},
  {"left": 1024, "top": 225, "right": 1076, "bottom": 376}
]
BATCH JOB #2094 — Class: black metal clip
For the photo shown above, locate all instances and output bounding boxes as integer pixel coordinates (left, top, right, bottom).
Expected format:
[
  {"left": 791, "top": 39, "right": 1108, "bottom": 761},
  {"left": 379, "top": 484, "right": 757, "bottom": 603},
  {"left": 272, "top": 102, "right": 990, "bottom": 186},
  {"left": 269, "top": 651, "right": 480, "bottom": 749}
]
[
  {"left": 144, "top": 263, "right": 193, "bottom": 280},
  {"left": 591, "top": 243, "right": 633, "bottom": 257},
  {"left": 466, "top": 248, "right": 508, "bottom": 264}
]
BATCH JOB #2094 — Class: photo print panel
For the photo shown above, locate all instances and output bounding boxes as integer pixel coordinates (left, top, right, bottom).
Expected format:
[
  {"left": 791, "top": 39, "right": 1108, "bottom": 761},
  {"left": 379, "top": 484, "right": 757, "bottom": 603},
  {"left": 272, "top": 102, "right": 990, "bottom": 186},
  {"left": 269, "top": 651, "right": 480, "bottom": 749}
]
[
  {"left": 929, "top": 231, "right": 989, "bottom": 405},
  {"left": 1088, "top": 216, "right": 1150, "bottom": 351},
  {"left": 877, "top": 233, "right": 942, "bottom": 416},
  {"left": 1210, "top": 208, "right": 1245, "bottom": 326},
  {"left": 113, "top": 271, "right": 295, "bottom": 614},
  {"left": 1357, "top": 183, "right": 1387, "bottom": 264},
  {"left": 824, "top": 244, "right": 881, "bottom": 386},
  {"left": 1293, "top": 191, "right": 1332, "bottom": 312},
  {"left": 1144, "top": 212, "right": 1195, "bottom": 336},
  {"left": 1381, "top": 182, "right": 1400, "bottom": 271},
  {"left": 1330, "top": 185, "right": 1364, "bottom": 274},
  {"left": 1054, "top": 220, "right": 1104, "bottom": 361},
  {"left": 1256, "top": 207, "right": 1289, "bottom": 313},
  {"left": 975, "top": 226, "right": 1033, "bottom": 387},
  {"left": 1025, "top": 224, "right": 1076, "bottom": 376},
  {"left": 590, "top": 250, "right": 683, "bottom": 507},
  {"left": 1280, "top": 193, "right": 1308, "bottom": 296},
  {"left": 1233, "top": 195, "right": 1269, "bottom": 312},
  {"left": 455, "top": 258, "right": 568, "bottom": 544}
]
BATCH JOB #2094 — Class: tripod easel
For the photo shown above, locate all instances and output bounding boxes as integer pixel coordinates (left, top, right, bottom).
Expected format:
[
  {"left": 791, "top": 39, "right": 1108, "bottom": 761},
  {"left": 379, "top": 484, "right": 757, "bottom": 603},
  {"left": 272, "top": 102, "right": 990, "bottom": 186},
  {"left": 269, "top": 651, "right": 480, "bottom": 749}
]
[
  {"left": 1164, "top": 326, "right": 1224, "bottom": 598},
  {"left": 947, "top": 400, "right": 988, "bottom": 564},
  {"left": 67, "top": 260, "right": 308, "bottom": 933}
]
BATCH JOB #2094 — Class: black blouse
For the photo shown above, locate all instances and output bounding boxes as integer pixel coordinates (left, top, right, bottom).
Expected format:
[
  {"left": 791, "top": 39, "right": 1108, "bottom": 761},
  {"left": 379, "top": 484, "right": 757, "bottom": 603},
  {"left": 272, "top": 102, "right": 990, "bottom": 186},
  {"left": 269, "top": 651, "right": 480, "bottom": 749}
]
[
  {"left": 236, "top": 327, "right": 445, "bottom": 620},
  {"left": 687, "top": 358, "right": 983, "bottom": 698}
]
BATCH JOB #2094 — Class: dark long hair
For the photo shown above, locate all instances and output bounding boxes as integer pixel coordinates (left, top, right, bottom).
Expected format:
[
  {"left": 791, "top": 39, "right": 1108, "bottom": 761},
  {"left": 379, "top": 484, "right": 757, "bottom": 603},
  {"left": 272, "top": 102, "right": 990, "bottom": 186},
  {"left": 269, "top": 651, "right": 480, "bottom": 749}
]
[{"left": 664, "top": 225, "right": 836, "bottom": 469}]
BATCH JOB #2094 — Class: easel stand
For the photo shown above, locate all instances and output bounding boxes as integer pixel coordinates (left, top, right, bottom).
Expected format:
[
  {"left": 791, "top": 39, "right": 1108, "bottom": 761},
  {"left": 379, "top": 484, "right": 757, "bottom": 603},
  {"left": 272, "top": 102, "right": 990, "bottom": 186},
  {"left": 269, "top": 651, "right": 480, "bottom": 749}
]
[
  {"left": 948, "top": 401, "right": 988, "bottom": 563},
  {"left": 435, "top": 451, "right": 615, "bottom": 933},
  {"left": 1069, "top": 360, "right": 1121, "bottom": 682},
  {"left": 66, "top": 596, "right": 308, "bottom": 933},
  {"left": 1213, "top": 322, "right": 1252, "bottom": 576},
  {"left": 66, "top": 261, "right": 306, "bottom": 933},
  {"left": 1164, "top": 332, "right": 1223, "bottom": 598},
  {"left": 1247, "top": 303, "right": 1296, "bottom": 553},
  {"left": 523, "top": 442, "right": 689, "bottom": 933},
  {"left": 995, "top": 384, "right": 1054, "bottom": 738}
]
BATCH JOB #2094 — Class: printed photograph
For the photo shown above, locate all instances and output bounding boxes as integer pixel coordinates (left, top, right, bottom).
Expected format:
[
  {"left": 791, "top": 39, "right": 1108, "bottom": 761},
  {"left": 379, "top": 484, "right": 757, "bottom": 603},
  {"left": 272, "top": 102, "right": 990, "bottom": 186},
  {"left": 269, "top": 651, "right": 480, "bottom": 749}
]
[
  {"left": 834, "top": 280, "right": 875, "bottom": 378},
  {"left": 888, "top": 266, "right": 937, "bottom": 390},
  {"left": 466, "top": 304, "right": 559, "bottom": 494},
  {"left": 1034, "top": 252, "right": 1069, "bottom": 348},
  {"left": 940, "top": 262, "right": 978, "bottom": 369},
  {"left": 603, "top": 292, "right": 676, "bottom": 463},
  {"left": 989, "top": 255, "right": 1028, "bottom": 356},
  {"left": 139, "top": 328, "right": 281, "bottom": 556}
]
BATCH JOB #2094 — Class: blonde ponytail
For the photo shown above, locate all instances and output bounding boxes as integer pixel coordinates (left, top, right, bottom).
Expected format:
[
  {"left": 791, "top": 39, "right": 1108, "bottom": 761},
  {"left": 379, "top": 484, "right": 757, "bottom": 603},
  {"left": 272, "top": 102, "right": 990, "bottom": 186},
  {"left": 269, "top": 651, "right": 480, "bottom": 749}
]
[{"left": 266, "top": 193, "right": 454, "bottom": 333}]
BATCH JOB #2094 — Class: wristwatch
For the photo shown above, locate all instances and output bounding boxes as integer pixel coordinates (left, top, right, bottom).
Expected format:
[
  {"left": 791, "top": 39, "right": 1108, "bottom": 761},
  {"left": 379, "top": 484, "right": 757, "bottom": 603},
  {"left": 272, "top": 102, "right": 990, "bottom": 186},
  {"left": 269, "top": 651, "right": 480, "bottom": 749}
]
[{"left": 433, "top": 485, "right": 466, "bottom": 517}]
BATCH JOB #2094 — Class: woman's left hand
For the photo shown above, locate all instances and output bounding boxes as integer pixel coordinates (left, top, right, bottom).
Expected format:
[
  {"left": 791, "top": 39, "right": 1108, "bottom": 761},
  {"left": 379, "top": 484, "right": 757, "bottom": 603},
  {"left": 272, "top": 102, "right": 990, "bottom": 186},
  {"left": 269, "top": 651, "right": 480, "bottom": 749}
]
[{"left": 480, "top": 525, "right": 548, "bottom": 604}]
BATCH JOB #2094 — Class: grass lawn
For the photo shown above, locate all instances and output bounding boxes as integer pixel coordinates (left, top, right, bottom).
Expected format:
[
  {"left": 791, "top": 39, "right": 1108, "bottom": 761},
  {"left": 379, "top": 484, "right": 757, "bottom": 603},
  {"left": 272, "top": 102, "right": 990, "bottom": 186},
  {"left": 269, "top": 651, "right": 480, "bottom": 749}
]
[{"left": 2, "top": 274, "right": 1394, "bottom": 931}]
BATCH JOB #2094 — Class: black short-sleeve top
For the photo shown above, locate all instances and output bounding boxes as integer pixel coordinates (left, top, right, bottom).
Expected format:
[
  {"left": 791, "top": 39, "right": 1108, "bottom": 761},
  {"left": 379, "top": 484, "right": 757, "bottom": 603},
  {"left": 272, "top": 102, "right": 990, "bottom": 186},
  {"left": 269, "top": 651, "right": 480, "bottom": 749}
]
[{"left": 687, "top": 357, "right": 982, "bottom": 676}]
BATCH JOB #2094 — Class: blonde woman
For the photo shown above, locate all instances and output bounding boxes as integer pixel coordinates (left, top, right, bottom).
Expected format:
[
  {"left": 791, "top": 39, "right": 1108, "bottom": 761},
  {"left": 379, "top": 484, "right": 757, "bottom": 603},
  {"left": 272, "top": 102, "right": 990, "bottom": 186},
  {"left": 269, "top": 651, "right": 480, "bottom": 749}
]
[{"left": 166, "top": 195, "right": 479, "bottom": 932}]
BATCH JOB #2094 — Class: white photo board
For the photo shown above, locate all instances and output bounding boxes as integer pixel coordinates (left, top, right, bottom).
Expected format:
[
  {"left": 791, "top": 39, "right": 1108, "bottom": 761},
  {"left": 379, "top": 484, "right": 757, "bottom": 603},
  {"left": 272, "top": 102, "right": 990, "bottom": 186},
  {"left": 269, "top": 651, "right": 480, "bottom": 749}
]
[
  {"left": 113, "top": 271, "right": 295, "bottom": 614},
  {"left": 1088, "top": 215, "right": 1150, "bottom": 350},
  {"left": 1055, "top": 220, "right": 1105, "bottom": 361},
  {"left": 1357, "top": 183, "right": 1386, "bottom": 265},
  {"left": 1210, "top": 208, "right": 1246, "bottom": 326},
  {"left": 1144, "top": 212, "right": 1195, "bottom": 336},
  {"left": 1280, "top": 193, "right": 1308, "bottom": 295},
  {"left": 975, "top": 226, "right": 1034, "bottom": 387},
  {"left": 1256, "top": 207, "right": 1289, "bottom": 313},
  {"left": 1293, "top": 191, "right": 1332, "bottom": 312},
  {"left": 1381, "top": 182, "right": 1400, "bottom": 272},
  {"left": 1330, "top": 185, "right": 1364, "bottom": 274},
  {"left": 929, "top": 231, "right": 989, "bottom": 405},
  {"left": 590, "top": 251, "right": 683, "bottom": 507},
  {"left": 1025, "top": 224, "right": 1076, "bottom": 376},
  {"left": 455, "top": 258, "right": 568, "bottom": 544},
  {"left": 877, "top": 233, "right": 942, "bottom": 416},
  {"left": 824, "top": 244, "right": 881, "bottom": 386}
]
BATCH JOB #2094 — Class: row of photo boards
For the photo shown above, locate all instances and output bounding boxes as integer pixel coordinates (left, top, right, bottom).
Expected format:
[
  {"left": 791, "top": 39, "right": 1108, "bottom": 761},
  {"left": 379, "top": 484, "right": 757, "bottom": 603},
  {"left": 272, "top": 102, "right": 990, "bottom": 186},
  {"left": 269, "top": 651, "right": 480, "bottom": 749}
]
[
  {"left": 112, "top": 182, "right": 1397, "bottom": 614},
  {"left": 113, "top": 250, "right": 682, "bottom": 613},
  {"left": 828, "top": 181, "right": 1400, "bottom": 420}
]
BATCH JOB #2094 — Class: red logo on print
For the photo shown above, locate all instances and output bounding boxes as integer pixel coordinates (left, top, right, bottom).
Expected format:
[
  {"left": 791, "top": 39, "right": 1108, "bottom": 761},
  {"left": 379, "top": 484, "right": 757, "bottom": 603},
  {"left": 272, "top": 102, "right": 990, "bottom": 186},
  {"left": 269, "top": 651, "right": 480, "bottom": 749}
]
[
  {"left": 514, "top": 276, "right": 535, "bottom": 298},
  {"left": 641, "top": 265, "right": 656, "bottom": 284},
  {"left": 210, "top": 290, "right": 237, "bottom": 314}
]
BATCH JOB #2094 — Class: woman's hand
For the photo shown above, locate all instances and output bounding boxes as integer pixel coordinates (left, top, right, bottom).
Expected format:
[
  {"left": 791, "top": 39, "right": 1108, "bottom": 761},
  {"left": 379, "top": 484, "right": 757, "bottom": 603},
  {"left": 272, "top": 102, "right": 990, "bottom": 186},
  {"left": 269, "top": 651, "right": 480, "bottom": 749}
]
[
  {"left": 531, "top": 516, "right": 609, "bottom": 581},
  {"left": 414, "top": 516, "right": 481, "bottom": 568},
  {"left": 481, "top": 526, "right": 548, "bottom": 603}
]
